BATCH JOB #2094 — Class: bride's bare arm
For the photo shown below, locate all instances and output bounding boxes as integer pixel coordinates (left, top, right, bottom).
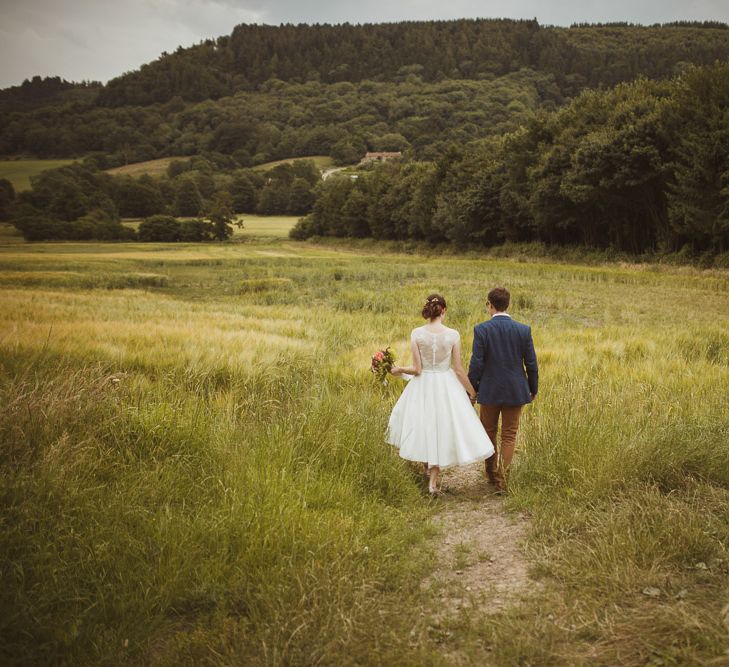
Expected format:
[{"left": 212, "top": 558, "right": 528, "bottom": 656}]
[
  {"left": 452, "top": 339, "right": 477, "bottom": 399},
  {"left": 390, "top": 338, "right": 422, "bottom": 376}
]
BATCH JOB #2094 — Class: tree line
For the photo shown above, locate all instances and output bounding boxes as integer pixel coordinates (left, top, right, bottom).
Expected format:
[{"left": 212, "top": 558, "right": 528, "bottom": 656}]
[
  {"left": 0, "top": 76, "right": 101, "bottom": 114},
  {"left": 292, "top": 63, "right": 729, "bottom": 258},
  {"left": 98, "top": 19, "right": 729, "bottom": 105},
  {"left": 2, "top": 157, "right": 321, "bottom": 241}
]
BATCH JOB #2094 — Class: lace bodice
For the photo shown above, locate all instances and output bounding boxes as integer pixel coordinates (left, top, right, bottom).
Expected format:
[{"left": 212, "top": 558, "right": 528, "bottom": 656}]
[{"left": 411, "top": 326, "right": 460, "bottom": 372}]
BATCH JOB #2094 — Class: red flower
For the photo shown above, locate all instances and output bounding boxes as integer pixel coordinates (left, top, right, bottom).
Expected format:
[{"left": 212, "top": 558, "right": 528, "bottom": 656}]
[{"left": 370, "top": 347, "right": 395, "bottom": 385}]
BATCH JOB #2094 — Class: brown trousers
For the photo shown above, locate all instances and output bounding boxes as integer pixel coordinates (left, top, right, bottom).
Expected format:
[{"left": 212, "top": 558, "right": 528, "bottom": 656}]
[{"left": 479, "top": 404, "right": 523, "bottom": 482}]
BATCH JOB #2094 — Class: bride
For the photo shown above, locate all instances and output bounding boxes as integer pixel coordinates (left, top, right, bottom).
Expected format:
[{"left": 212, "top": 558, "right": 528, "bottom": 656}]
[{"left": 386, "top": 294, "right": 494, "bottom": 495}]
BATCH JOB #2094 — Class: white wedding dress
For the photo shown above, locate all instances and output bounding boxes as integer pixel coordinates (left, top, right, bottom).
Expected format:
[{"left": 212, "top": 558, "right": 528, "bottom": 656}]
[{"left": 386, "top": 326, "right": 494, "bottom": 468}]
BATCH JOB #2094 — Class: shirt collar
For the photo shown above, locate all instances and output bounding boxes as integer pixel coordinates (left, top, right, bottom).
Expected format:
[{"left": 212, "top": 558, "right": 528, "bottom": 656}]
[{"left": 492, "top": 312, "right": 511, "bottom": 318}]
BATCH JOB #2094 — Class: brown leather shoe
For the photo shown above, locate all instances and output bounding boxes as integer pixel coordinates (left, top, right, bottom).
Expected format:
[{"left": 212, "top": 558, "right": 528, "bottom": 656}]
[{"left": 493, "top": 467, "right": 507, "bottom": 495}]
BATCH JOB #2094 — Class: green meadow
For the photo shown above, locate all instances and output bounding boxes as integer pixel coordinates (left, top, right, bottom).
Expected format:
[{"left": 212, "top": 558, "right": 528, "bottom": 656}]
[
  {"left": 105, "top": 157, "right": 182, "bottom": 178},
  {"left": 251, "top": 155, "right": 335, "bottom": 172},
  {"left": 120, "top": 214, "right": 300, "bottom": 239},
  {"left": 231, "top": 214, "right": 301, "bottom": 238},
  {"left": 1, "top": 229, "right": 728, "bottom": 665},
  {"left": 0, "top": 159, "right": 77, "bottom": 191},
  {"left": 102, "top": 155, "right": 335, "bottom": 179}
]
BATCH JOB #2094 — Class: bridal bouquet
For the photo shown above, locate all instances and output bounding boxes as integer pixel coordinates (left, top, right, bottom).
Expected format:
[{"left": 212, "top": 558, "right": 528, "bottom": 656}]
[{"left": 370, "top": 347, "right": 395, "bottom": 385}]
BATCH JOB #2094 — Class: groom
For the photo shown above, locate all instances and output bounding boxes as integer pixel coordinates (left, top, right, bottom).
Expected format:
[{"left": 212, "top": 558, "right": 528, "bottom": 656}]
[{"left": 468, "top": 286, "right": 538, "bottom": 494}]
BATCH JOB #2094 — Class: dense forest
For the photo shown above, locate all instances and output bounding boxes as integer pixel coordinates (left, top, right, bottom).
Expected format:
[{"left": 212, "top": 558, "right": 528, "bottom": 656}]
[
  {"left": 98, "top": 20, "right": 729, "bottom": 104},
  {"left": 293, "top": 63, "right": 729, "bottom": 256},
  {"left": 0, "top": 71, "right": 564, "bottom": 165},
  {"left": 3, "top": 20, "right": 729, "bottom": 165},
  {"left": 2, "top": 18, "right": 729, "bottom": 257}
]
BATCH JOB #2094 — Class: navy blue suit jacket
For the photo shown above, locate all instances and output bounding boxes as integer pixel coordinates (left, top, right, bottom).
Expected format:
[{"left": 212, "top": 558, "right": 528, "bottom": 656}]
[{"left": 468, "top": 314, "right": 538, "bottom": 407}]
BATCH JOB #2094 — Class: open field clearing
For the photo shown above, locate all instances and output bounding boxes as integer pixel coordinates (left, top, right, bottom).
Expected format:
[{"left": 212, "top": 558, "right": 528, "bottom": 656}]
[
  {"left": 118, "top": 215, "right": 298, "bottom": 239},
  {"left": 0, "top": 223, "right": 24, "bottom": 244},
  {"left": 104, "top": 157, "right": 181, "bottom": 177},
  {"left": 232, "top": 214, "right": 299, "bottom": 238},
  {"left": 1, "top": 237, "right": 728, "bottom": 665},
  {"left": 104, "top": 155, "right": 335, "bottom": 178},
  {"left": 251, "top": 155, "right": 334, "bottom": 172},
  {"left": 0, "top": 159, "right": 77, "bottom": 191}
]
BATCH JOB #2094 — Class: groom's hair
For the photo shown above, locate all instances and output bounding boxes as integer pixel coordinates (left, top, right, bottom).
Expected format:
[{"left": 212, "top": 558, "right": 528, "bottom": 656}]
[{"left": 488, "top": 287, "right": 510, "bottom": 312}]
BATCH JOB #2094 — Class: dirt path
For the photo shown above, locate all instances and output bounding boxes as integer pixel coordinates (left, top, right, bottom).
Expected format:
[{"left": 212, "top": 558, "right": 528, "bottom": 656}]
[
  {"left": 423, "top": 462, "right": 537, "bottom": 620},
  {"left": 321, "top": 166, "right": 348, "bottom": 180}
]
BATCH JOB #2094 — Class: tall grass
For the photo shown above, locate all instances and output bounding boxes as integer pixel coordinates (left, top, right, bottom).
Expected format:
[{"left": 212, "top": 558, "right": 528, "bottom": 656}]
[
  {"left": 1, "top": 238, "right": 728, "bottom": 664},
  {"left": 0, "top": 351, "right": 434, "bottom": 664}
]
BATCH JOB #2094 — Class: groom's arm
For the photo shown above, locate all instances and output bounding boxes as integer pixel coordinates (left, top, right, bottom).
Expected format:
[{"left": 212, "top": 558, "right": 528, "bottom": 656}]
[
  {"left": 523, "top": 326, "right": 538, "bottom": 397},
  {"left": 467, "top": 326, "right": 485, "bottom": 393}
]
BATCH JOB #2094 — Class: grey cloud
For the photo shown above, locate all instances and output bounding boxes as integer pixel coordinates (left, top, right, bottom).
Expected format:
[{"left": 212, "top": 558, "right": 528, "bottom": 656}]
[{"left": 209, "top": 0, "right": 729, "bottom": 25}]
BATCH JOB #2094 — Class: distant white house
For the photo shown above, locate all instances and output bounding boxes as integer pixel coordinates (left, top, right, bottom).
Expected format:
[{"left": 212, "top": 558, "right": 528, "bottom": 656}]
[{"left": 359, "top": 151, "right": 403, "bottom": 165}]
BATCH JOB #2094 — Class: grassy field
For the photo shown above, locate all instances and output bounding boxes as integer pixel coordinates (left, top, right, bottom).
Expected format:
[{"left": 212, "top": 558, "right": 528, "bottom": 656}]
[
  {"left": 0, "top": 223, "right": 24, "bottom": 244},
  {"left": 0, "top": 159, "right": 77, "bottom": 191},
  {"left": 0, "top": 234, "right": 728, "bottom": 665},
  {"left": 105, "top": 157, "right": 181, "bottom": 178},
  {"left": 251, "top": 155, "right": 334, "bottom": 172},
  {"left": 231, "top": 214, "right": 299, "bottom": 238},
  {"left": 119, "top": 215, "right": 299, "bottom": 239},
  {"left": 103, "top": 155, "right": 335, "bottom": 179}
]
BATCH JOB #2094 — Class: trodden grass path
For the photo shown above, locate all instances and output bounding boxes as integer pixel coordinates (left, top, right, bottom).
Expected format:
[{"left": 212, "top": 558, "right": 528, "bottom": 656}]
[{"left": 420, "top": 462, "right": 537, "bottom": 662}]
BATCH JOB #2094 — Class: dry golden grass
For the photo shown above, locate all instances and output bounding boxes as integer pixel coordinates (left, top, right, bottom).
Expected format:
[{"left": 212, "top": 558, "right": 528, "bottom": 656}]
[
  {"left": 1, "top": 237, "right": 728, "bottom": 665},
  {"left": 104, "top": 157, "right": 180, "bottom": 177},
  {"left": 250, "top": 155, "right": 334, "bottom": 172},
  {"left": 232, "top": 214, "right": 299, "bottom": 238}
]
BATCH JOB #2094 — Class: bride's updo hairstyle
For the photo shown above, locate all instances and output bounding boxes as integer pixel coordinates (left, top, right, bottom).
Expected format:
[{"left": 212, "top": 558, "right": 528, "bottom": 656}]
[{"left": 422, "top": 293, "right": 447, "bottom": 320}]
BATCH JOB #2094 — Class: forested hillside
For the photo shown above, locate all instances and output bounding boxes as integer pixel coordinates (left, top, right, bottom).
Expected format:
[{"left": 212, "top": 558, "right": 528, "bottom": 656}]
[
  {"left": 293, "top": 62, "right": 729, "bottom": 257},
  {"left": 2, "top": 19, "right": 729, "bottom": 259},
  {"left": 98, "top": 20, "right": 729, "bottom": 104},
  {"left": 2, "top": 19, "right": 729, "bottom": 165},
  {"left": 0, "top": 71, "right": 563, "bottom": 164},
  {"left": 0, "top": 76, "right": 101, "bottom": 114}
]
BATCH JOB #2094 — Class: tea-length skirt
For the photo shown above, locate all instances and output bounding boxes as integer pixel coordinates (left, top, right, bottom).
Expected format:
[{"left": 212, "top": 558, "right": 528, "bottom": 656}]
[{"left": 386, "top": 369, "right": 494, "bottom": 468}]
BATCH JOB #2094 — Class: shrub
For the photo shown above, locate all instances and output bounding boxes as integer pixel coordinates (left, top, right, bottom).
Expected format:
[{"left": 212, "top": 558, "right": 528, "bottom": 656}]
[
  {"left": 138, "top": 215, "right": 182, "bottom": 242},
  {"left": 289, "top": 217, "right": 314, "bottom": 240},
  {"left": 12, "top": 208, "right": 134, "bottom": 241},
  {"left": 12, "top": 215, "right": 61, "bottom": 241},
  {"left": 179, "top": 219, "right": 213, "bottom": 241},
  {"left": 74, "top": 209, "right": 135, "bottom": 241}
]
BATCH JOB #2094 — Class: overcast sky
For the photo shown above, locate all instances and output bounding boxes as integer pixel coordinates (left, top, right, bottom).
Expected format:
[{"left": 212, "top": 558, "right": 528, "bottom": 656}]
[{"left": 1, "top": 0, "right": 728, "bottom": 89}]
